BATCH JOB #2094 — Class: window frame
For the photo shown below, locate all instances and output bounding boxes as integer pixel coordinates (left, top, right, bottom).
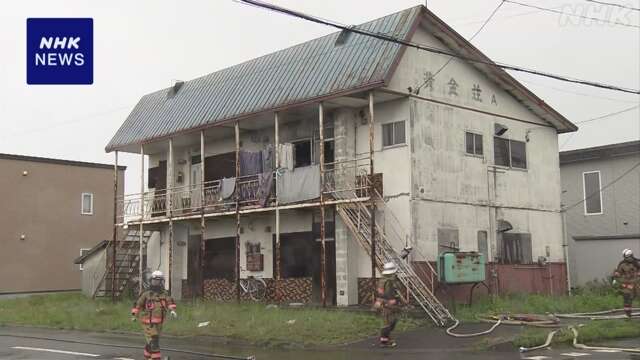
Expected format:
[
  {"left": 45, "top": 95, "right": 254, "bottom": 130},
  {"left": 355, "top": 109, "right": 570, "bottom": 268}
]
[
  {"left": 382, "top": 120, "right": 407, "bottom": 149},
  {"left": 493, "top": 136, "right": 528, "bottom": 170},
  {"left": 292, "top": 138, "right": 313, "bottom": 168},
  {"left": 465, "top": 131, "right": 484, "bottom": 157},
  {"left": 582, "top": 170, "right": 604, "bottom": 216},
  {"left": 79, "top": 248, "right": 91, "bottom": 270},
  {"left": 81, "top": 192, "right": 94, "bottom": 215}
]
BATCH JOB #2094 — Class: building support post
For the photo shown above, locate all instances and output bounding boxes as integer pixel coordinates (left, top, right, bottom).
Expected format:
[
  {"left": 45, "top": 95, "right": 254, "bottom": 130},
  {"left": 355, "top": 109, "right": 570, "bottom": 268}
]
[
  {"left": 139, "top": 145, "right": 145, "bottom": 294},
  {"left": 319, "top": 102, "right": 327, "bottom": 307},
  {"left": 235, "top": 121, "right": 241, "bottom": 303},
  {"left": 200, "top": 131, "right": 206, "bottom": 299},
  {"left": 368, "top": 92, "right": 377, "bottom": 303},
  {"left": 168, "top": 138, "right": 174, "bottom": 294},
  {"left": 112, "top": 151, "right": 118, "bottom": 302},
  {"left": 561, "top": 208, "right": 572, "bottom": 295},
  {"left": 274, "top": 112, "right": 281, "bottom": 302}
]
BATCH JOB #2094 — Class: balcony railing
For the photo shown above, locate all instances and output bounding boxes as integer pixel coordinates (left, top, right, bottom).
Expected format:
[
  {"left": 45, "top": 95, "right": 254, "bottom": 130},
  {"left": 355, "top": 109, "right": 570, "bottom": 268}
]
[{"left": 117, "top": 158, "right": 372, "bottom": 224}]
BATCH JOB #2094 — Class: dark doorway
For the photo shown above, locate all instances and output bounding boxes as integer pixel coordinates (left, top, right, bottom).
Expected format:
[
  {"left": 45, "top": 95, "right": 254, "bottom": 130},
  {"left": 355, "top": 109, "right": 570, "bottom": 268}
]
[
  {"left": 148, "top": 160, "right": 167, "bottom": 217},
  {"left": 293, "top": 140, "right": 312, "bottom": 168},
  {"left": 204, "top": 237, "right": 235, "bottom": 280},
  {"left": 273, "top": 231, "right": 336, "bottom": 305},
  {"left": 187, "top": 234, "right": 203, "bottom": 298},
  {"left": 204, "top": 152, "right": 236, "bottom": 181}
]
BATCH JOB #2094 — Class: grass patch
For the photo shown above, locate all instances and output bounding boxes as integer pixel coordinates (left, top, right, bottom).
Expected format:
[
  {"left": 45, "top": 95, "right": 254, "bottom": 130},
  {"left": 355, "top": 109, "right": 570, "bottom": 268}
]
[
  {"left": 454, "top": 288, "right": 619, "bottom": 322},
  {"left": 0, "top": 293, "right": 423, "bottom": 346}
]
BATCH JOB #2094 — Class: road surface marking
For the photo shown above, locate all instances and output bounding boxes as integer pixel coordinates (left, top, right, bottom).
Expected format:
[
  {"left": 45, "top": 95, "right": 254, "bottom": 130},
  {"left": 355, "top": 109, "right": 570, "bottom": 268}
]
[
  {"left": 12, "top": 346, "right": 100, "bottom": 357},
  {"left": 560, "top": 352, "right": 591, "bottom": 357}
]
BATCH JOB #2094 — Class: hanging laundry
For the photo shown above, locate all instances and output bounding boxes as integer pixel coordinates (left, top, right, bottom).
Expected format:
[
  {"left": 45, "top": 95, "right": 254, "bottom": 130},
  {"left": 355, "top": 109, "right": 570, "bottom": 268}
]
[
  {"left": 278, "top": 143, "right": 294, "bottom": 171},
  {"left": 262, "top": 145, "right": 274, "bottom": 172},
  {"left": 240, "top": 150, "right": 263, "bottom": 176},
  {"left": 220, "top": 177, "right": 236, "bottom": 200},
  {"left": 276, "top": 165, "right": 320, "bottom": 204},
  {"left": 256, "top": 171, "right": 273, "bottom": 207}
]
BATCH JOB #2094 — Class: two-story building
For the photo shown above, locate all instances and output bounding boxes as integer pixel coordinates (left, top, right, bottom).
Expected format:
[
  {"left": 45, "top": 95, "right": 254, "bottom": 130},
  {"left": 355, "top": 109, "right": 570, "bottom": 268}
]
[
  {"left": 0, "top": 153, "right": 125, "bottom": 295},
  {"left": 106, "top": 6, "right": 576, "bottom": 313},
  {"left": 561, "top": 140, "right": 640, "bottom": 288}
]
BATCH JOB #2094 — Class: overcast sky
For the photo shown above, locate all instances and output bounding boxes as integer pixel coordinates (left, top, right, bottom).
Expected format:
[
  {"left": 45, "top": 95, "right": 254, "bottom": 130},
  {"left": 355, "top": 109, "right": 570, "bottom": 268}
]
[{"left": 1, "top": 0, "right": 638, "bottom": 194}]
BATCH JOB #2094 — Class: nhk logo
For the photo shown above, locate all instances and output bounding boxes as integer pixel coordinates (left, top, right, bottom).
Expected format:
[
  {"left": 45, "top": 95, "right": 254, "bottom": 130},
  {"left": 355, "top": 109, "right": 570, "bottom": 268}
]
[{"left": 27, "top": 18, "right": 93, "bottom": 85}]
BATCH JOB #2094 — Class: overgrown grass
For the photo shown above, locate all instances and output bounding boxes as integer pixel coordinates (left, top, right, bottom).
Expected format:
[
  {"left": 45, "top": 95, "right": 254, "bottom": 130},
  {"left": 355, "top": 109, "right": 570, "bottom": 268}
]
[
  {"left": 454, "top": 286, "right": 620, "bottom": 322},
  {"left": 0, "top": 293, "right": 423, "bottom": 346}
]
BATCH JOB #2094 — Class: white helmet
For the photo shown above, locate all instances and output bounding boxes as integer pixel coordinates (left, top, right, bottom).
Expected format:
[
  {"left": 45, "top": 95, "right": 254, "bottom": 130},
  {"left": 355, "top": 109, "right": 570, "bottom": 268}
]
[
  {"left": 151, "top": 270, "right": 164, "bottom": 279},
  {"left": 150, "top": 270, "right": 165, "bottom": 290},
  {"left": 623, "top": 249, "right": 633, "bottom": 258},
  {"left": 382, "top": 262, "right": 397, "bottom": 275}
]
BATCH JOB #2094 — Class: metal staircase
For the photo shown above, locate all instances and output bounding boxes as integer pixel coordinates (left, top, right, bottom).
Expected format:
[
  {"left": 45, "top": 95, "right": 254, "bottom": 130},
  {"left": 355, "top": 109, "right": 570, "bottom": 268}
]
[
  {"left": 93, "top": 230, "right": 152, "bottom": 299},
  {"left": 327, "top": 174, "right": 456, "bottom": 327}
]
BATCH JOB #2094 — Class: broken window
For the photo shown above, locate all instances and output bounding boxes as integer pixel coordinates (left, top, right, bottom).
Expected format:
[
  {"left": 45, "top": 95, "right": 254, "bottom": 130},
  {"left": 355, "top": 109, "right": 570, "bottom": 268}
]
[
  {"left": 583, "top": 171, "right": 603, "bottom": 214},
  {"left": 465, "top": 132, "right": 483, "bottom": 156},
  {"left": 438, "top": 228, "right": 459, "bottom": 254},
  {"left": 382, "top": 121, "right": 406, "bottom": 147},
  {"left": 499, "top": 233, "right": 532, "bottom": 264},
  {"left": 494, "top": 137, "right": 527, "bottom": 169}
]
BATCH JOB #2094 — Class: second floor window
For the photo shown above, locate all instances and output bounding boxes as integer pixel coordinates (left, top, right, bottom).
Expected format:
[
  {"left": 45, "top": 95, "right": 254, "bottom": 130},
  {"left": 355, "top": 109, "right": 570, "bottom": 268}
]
[
  {"left": 382, "top": 121, "right": 406, "bottom": 147},
  {"left": 81, "top": 193, "right": 94, "bottom": 215},
  {"left": 583, "top": 171, "right": 603, "bottom": 215},
  {"left": 494, "top": 137, "right": 527, "bottom": 169},
  {"left": 465, "top": 132, "right": 483, "bottom": 156}
]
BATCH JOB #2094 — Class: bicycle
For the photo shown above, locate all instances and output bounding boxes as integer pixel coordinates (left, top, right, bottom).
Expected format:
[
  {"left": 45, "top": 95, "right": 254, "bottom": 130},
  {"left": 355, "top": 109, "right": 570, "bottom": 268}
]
[{"left": 239, "top": 275, "right": 267, "bottom": 301}]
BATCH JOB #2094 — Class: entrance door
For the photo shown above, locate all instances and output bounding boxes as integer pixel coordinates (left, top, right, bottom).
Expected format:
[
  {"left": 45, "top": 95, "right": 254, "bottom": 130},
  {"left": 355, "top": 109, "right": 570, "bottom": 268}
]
[{"left": 187, "top": 234, "right": 202, "bottom": 298}]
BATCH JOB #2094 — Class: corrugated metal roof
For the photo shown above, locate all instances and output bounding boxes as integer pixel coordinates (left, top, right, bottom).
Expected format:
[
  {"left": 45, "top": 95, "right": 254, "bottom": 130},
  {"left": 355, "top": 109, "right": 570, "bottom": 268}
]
[{"left": 106, "top": 6, "right": 421, "bottom": 152}]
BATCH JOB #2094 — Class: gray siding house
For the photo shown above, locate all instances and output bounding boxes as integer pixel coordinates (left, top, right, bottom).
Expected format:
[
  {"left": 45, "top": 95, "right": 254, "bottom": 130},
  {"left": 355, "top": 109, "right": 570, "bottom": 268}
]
[{"left": 561, "top": 140, "right": 640, "bottom": 287}]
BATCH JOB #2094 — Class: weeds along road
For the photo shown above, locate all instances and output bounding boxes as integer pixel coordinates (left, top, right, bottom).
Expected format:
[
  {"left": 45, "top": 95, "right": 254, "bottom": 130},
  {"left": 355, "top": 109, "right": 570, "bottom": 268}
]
[{"left": 0, "top": 328, "right": 637, "bottom": 360}]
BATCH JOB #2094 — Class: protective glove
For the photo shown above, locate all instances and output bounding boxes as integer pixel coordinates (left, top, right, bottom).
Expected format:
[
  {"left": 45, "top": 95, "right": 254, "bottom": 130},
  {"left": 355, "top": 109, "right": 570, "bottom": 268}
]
[
  {"left": 131, "top": 316, "right": 137, "bottom": 322},
  {"left": 612, "top": 279, "right": 618, "bottom": 286},
  {"left": 170, "top": 310, "right": 178, "bottom": 319}
]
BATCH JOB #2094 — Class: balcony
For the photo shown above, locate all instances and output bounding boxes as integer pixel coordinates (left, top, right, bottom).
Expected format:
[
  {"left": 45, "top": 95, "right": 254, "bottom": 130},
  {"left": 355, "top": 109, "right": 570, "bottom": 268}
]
[{"left": 117, "top": 159, "right": 373, "bottom": 225}]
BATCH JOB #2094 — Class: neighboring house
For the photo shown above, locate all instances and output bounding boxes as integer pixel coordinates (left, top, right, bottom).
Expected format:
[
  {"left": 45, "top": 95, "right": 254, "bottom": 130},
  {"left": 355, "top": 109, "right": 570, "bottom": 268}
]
[
  {"left": 561, "top": 140, "right": 640, "bottom": 287},
  {"left": 0, "top": 153, "right": 125, "bottom": 295},
  {"left": 106, "top": 6, "right": 576, "bottom": 310}
]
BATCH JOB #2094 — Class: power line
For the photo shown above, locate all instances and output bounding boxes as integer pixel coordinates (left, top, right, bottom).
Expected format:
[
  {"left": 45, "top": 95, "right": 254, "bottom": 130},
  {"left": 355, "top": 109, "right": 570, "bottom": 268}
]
[
  {"left": 574, "top": 104, "right": 639, "bottom": 124},
  {"left": 237, "top": 0, "right": 640, "bottom": 95},
  {"left": 564, "top": 160, "right": 640, "bottom": 212},
  {"left": 503, "top": 0, "right": 640, "bottom": 28},
  {"left": 519, "top": 79, "right": 640, "bottom": 103},
  {"left": 414, "top": 0, "right": 505, "bottom": 94},
  {"left": 584, "top": 0, "right": 640, "bottom": 12}
]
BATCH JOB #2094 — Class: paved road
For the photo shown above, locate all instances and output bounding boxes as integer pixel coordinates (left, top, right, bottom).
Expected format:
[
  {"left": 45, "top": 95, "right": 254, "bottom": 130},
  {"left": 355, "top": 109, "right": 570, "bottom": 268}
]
[{"left": 1, "top": 327, "right": 638, "bottom": 360}]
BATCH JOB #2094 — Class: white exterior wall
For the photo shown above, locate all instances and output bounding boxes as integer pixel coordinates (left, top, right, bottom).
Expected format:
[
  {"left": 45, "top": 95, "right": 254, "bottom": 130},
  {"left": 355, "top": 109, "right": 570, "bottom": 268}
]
[{"left": 386, "top": 24, "right": 563, "bottom": 262}]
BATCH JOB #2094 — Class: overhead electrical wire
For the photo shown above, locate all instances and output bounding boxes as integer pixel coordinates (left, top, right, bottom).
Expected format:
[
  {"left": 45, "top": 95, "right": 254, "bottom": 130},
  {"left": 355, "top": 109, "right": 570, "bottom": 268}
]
[
  {"left": 584, "top": 0, "right": 640, "bottom": 12},
  {"left": 236, "top": 0, "right": 640, "bottom": 95},
  {"left": 414, "top": 0, "right": 505, "bottom": 94},
  {"left": 503, "top": 0, "right": 640, "bottom": 28},
  {"left": 519, "top": 78, "right": 640, "bottom": 103},
  {"left": 574, "top": 104, "right": 639, "bottom": 124}
]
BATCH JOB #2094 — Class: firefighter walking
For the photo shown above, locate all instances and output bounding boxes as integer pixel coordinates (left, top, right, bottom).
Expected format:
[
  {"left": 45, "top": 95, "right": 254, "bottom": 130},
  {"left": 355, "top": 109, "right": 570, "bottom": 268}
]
[
  {"left": 374, "top": 262, "right": 403, "bottom": 348},
  {"left": 613, "top": 249, "right": 640, "bottom": 318},
  {"left": 131, "top": 270, "right": 177, "bottom": 359}
]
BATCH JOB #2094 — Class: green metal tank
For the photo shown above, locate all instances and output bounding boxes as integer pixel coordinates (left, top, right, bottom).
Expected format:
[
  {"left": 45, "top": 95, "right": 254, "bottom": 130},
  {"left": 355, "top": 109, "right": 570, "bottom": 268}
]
[{"left": 437, "top": 252, "right": 486, "bottom": 284}]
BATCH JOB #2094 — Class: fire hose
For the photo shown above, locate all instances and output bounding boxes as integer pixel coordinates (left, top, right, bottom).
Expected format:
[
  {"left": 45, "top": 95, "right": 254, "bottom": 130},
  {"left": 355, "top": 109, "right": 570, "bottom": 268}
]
[
  {"left": 569, "top": 325, "right": 640, "bottom": 354},
  {"left": 0, "top": 333, "right": 256, "bottom": 360},
  {"left": 446, "top": 314, "right": 559, "bottom": 338}
]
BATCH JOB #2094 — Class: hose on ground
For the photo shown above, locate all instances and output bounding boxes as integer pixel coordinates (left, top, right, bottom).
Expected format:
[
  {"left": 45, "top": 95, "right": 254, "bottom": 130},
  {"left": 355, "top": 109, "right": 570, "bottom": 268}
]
[
  {"left": 518, "top": 329, "right": 559, "bottom": 353},
  {"left": 478, "top": 318, "right": 560, "bottom": 328},
  {"left": 445, "top": 318, "right": 502, "bottom": 338},
  {"left": 0, "top": 333, "right": 255, "bottom": 360},
  {"left": 555, "top": 308, "right": 640, "bottom": 318},
  {"left": 570, "top": 325, "right": 640, "bottom": 353}
]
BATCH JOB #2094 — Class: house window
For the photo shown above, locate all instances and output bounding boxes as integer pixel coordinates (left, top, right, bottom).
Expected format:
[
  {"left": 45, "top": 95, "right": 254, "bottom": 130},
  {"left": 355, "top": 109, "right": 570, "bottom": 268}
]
[
  {"left": 477, "top": 230, "right": 488, "bottom": 260},
  {"left": 583, "top": 171, "right": 603, "bottom": 215},
  {"left": 465, "top": 132, "right": 483, "bottom": 156},
  {"left": 499, "top": 233, "right": 532, "bottom": 264},
  {"left": 293, "top": 140, "right": 312, "bottom": 168},
  {"left": 79, "top": 248, "right": 90, "bottom": 270},
  {"left": 494, "top": 137, "right": 527, "bottom": 169},
  {"left": 382, "top": 121, "right": 406, "bottom": 147},
  {"left": 81, "top": 193, "right": 94, "bottom": 215}
]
